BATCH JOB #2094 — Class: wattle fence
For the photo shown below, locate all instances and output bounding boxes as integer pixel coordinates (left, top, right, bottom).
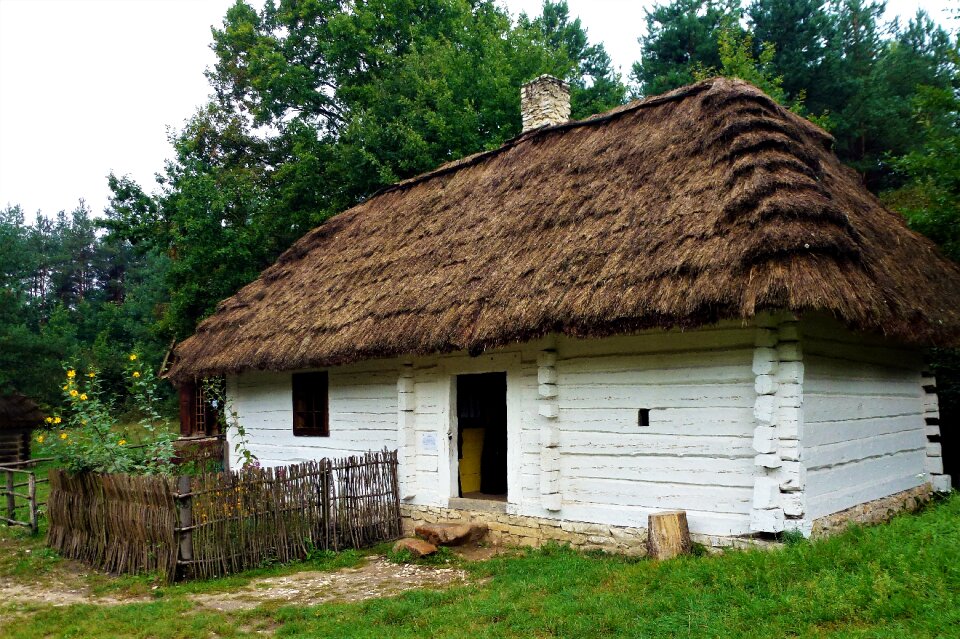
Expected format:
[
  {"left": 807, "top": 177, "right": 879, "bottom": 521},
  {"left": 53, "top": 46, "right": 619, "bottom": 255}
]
[{"left": 46, "top": 449, "right": 402, "bottom": 582}]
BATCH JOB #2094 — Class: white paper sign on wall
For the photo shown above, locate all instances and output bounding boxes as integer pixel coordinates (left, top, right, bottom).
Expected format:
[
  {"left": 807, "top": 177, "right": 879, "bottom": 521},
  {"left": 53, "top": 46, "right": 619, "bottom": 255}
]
[{"left": 420, "top": 432, "right": 438, "bottom": 453}]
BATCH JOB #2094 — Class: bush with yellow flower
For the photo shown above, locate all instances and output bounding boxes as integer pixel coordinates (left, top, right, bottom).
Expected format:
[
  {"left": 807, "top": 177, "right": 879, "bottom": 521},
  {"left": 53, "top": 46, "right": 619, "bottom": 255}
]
[{"left": 36, "top": 354, "right": 175, "bottom": 474}]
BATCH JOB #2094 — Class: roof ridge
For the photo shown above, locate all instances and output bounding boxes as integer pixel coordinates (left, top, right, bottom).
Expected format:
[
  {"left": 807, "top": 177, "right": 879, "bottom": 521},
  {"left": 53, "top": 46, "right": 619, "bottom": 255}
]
[{"left": 375, "top": 81, "right": 717, "bottom": 198}]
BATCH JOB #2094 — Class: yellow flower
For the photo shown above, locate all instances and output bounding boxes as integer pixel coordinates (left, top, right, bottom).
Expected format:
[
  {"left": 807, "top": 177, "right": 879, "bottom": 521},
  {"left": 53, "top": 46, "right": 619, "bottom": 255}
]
[
  {"left": 36, "top": 435, "right": 44, "bottom": 443},
  {"left": 45, "top": 417, "right": 53, "bottom": 424},
  {"left": 132, "top": 371, "right": 141, "bottom": 378},
  {"left": 70, "top": 389, "right": 78, "bottom": 397},
  {"left": 118, "top": 439, "right": 126, "bottom": 446},
  {"left": 62, "top": 385, "right": 68, "bottom": 391},
  {"left": 87, "top": 371, "right": 95, "bottom": 378},
  {"left": 129, "top": 354, "right": 137, "bottom": 361},
  {"left": 66, "top": 369, "right": 76, "bottom": 378},
  {"left": 79, "top": 393, "right": 88, "bottom": 401},
  {"left": 53, "top": 416, "right": 61, "bottom": 425},
  {"left": 59, "top": 432, "right": 68, "bottom": 440}
]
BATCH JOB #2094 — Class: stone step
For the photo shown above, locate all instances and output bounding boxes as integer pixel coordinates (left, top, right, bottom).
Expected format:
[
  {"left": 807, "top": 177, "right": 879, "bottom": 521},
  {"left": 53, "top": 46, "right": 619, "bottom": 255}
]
[
  {"left": 415, "top": 522, "right": 488, "bottom": 546},
  {"left": 393, "top": 538, "right": 438, "bottom": 557}
]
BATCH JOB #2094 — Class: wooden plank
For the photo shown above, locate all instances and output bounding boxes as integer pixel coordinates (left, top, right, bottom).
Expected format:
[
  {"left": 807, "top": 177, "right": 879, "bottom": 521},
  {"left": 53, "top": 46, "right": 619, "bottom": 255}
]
[
  {"left": 564, "top": 477, "right": 752, "bottom": 514},
  {"left": 803, "top": 337, "right": 921, "bottom": 370},
  {"left": 557, "top": 454, "right": 756, "bottom": 487},
  {"left": 558, "top": 384, "right": 754, "bottom": 409},
  {"left": 806, "top": 450, "right": 926, "bottom": 501},
  {"left": 803, "top": 395, "right": 921, "bottom": 424},
  {"left": 808, "top": 473, "right": 926, "bottom": 520},
  {"left": 555, "top": 406, "right": 754, "bottom": 436},
  {"left": 558, "top": 431, "right": 754, "bottom": 458},
  {"left": 805, "top": 429, "right": 928, "bottom": 471},
  {"left": 804, "top": 414, "right": 923, "bottom": 447}
]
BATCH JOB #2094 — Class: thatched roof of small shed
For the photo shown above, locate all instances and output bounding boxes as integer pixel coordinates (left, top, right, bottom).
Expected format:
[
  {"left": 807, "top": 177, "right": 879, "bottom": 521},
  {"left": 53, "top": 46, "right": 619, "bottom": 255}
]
[
  {"left": 0, "top": 394, "right": 44, "bottom": 430},
  {"left": 168, "top": 78, "right": 960, "bottom": 380}
]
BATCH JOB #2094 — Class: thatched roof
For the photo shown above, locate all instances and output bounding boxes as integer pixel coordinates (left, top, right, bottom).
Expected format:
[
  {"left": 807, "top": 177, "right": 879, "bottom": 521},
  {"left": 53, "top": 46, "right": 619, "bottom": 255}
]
[
  {"left": 0, "top": 394, "right": 43, "bottom": 429},
  {"left": 168, "top": 78, "right": 960, "bottom": 380}
]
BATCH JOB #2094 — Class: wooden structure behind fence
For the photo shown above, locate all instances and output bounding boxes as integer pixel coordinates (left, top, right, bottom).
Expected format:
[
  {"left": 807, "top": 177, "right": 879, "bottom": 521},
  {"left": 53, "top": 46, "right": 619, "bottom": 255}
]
[
  {"left": 0, "top": 394, "right": 43, "bottom": 465},
  {"left": 46, "top": 449, "right": 401, "bottom": 582}
]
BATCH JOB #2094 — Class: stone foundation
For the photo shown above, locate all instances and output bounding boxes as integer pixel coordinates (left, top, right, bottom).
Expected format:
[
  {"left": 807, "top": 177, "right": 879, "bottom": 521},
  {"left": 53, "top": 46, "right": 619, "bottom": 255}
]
[
  {"left": 403, "top": 486, "right": 934, "bottom": 553},
  {"left": 811, "top": 483, "right": 932, "bottom": 538},
  {"left": 400, "top": 505, "right": 776, "bottom": 556}
]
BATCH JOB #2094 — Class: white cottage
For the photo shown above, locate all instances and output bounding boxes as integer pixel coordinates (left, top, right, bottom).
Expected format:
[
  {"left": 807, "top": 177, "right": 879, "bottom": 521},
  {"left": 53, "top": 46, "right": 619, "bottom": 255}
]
[{"left": 169, "top": 77, "right": 959, "bottom": 551}]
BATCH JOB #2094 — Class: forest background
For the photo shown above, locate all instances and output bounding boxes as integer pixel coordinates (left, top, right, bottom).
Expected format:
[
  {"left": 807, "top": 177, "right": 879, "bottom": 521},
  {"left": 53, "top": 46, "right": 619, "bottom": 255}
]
[{"left": 1, "top": 0, "right": 957, "bottom": 425}]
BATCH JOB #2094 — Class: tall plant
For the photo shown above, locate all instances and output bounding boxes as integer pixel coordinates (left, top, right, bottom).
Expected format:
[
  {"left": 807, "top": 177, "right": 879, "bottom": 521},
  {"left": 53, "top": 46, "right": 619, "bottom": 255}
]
[{"left": 38, "top": 353, "right": 175, "bottom": 474}]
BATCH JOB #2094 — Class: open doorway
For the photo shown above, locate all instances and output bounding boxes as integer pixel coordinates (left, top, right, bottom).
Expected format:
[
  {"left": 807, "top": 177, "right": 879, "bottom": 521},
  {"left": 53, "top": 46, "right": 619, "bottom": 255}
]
[{"left": 456, "top": 372, "right": 507, "bottom": 500}]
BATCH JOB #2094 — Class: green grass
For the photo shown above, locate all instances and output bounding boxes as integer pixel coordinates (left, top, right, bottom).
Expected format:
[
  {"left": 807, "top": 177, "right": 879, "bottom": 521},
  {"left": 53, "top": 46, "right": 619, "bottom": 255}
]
[{"left": 2, "top": 493, "right": 959, "bottom": 638}]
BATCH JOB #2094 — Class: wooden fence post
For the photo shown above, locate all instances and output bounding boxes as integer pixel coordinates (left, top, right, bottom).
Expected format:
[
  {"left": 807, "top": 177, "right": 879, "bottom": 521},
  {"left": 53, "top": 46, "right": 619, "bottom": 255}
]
[
  {"left": 176, "top": 475, "right": 194, "bottom": 578},
  {"left": 4, "top": 469, "right": 13, "bottom": 526},
  {"left": 221, "top": 435, "right": 230, "bottom": 473},
  {"left": 28, "top": 472, "right": 37, "bottom": 534}
]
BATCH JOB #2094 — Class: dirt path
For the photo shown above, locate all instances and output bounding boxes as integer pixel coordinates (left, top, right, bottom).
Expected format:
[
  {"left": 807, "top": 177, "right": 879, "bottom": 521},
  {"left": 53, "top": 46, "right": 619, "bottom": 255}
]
[
  {"left": 189, "top": 557, "right": 469, "bottom": 612},
  {"left": 0, "top": 556, "right": 469, "bottom": 613},
  {"left": 0, "top": 575, "right": 145, "bottom": 608}
]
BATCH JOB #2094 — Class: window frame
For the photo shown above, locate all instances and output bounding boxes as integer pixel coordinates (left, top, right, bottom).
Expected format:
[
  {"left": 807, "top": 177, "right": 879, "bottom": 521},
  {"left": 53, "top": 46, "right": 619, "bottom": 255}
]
[
  {"left": 292, "top": 372, "right": 329, "bottom": 437},
  {"left": 179, "top": 380, "right": 221, "bottom": 437}
]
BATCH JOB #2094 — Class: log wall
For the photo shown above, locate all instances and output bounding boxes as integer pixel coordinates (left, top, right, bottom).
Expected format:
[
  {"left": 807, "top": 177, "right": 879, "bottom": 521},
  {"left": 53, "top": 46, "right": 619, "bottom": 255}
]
[
  {"left": 801, "top": 317, "right": 930, "bottom": 520},
  {"left": 225, "top": 316, "right": 938, "bottom": 541}
]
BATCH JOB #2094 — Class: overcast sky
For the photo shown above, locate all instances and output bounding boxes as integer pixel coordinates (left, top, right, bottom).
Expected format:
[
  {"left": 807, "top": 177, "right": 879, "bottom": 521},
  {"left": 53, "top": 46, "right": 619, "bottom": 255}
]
[{"left": 0, "top": 0, "right": 953, "bottom": 218}]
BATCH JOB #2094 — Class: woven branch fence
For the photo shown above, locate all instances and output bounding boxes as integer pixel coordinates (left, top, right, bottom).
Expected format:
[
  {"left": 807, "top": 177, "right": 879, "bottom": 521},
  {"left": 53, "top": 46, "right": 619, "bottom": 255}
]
[{"left": 47, "top": 449, "right": 401, "bottom": 582}]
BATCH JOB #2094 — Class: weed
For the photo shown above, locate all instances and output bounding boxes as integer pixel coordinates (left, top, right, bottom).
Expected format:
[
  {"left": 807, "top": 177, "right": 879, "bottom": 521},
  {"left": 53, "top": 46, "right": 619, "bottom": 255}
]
[
  {"left": 386, "top": 546, "right": 414, "bottom": 564},
  {"left": 386, "top": 544, "right": 457, "bottom": 566},
  {"left": 780, "top": 528, "right": 808, "bottom": 546}
]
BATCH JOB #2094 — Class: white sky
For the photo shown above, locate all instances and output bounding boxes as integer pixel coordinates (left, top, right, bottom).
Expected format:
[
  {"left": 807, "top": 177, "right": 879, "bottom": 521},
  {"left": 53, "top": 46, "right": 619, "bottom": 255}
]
[{"left": 0, "top": 0, "right": 953, "bottom": 219}]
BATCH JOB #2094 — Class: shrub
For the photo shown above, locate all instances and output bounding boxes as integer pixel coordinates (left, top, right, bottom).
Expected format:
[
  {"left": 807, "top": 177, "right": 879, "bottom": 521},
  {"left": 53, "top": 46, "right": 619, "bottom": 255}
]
[{"left": 37, "top": 353, "right": 175, "bottom": 474}]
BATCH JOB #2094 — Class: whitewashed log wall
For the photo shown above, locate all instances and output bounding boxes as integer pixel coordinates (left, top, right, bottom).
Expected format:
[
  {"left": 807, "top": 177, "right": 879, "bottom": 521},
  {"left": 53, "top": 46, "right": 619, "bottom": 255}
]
[
  {"left": 800, "top": 318, "right": 931, "bottom": 521},
  {"left": 226, "top": 324, "right": 760, "bottom": 537},
  {"left": 225, "top": 316, "right": 941, "bottom": 540},
  {"left": 921, "top": 373, "right": 951, "bottom": 492},
  {"left": 750, "top": 313, "right": 806, "bottom": 534},
  {"left": 548, "top": 326, "right": 759, "bottom": 536},
  {"left": 226, "top": 362, "right": 399, "bottom": 468}
]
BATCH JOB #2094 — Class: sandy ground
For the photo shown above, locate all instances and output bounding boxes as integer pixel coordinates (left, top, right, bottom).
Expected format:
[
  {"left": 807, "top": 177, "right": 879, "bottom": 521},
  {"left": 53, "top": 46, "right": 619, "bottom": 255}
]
[
  {"left": 0, "top": 549, "right": 493, "bottom": 614},
  {"left": 188, "top": 557, "right": 469, "bottom": 612}
]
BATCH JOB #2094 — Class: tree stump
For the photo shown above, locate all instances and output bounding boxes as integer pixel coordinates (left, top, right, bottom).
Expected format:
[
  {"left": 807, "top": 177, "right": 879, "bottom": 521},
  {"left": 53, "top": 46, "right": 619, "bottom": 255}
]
[{"left": 647, "top": 510, "right": 691, "bottom": 560}]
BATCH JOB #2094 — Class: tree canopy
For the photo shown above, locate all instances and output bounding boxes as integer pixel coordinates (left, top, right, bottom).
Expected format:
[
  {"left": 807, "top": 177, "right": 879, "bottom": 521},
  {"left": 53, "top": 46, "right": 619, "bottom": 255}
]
[{"left": 104, "top": 0, "right": 626, "bottom": 341}]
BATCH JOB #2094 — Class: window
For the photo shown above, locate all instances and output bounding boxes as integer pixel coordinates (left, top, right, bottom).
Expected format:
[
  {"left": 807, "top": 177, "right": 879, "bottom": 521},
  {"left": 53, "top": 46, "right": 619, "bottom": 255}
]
[
  {"left": 293, "top": 372, "right": 329, "bottom": 437},
  {"left": 637, "top": 408, "right": 650, "bottom": 427},
  {"left": 178, "top": 380, "right": 221, "bottom": 437}
]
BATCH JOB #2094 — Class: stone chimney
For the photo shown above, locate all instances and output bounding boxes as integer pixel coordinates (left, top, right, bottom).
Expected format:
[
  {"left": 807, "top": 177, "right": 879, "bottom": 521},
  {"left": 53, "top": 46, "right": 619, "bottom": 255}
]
[{"left": 520, "top": 74, "right": 571, "bottom": 133}]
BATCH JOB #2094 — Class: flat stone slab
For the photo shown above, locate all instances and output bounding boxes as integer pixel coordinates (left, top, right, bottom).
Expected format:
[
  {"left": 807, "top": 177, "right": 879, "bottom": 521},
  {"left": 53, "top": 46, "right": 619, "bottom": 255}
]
[
  {"left": 393, "top": 538, "right": 437, "bottom": 557},
  {"left": 415, "top": 522, "right": 488, "bottom": 546}
]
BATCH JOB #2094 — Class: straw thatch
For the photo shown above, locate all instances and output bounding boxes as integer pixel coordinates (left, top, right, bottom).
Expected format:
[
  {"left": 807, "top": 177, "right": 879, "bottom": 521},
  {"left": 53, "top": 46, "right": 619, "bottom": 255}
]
[
  {"left": 0, "top": 394, "right": 43, "bottom": 430},
  {"left": 168, "top": 78, "right": 960, "bottom": 380}
]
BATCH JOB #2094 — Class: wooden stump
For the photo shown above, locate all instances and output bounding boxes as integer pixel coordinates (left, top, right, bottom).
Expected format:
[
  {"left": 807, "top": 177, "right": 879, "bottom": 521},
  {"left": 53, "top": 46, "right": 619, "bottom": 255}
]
[{"left": 647, "top": 511, "right": 691, "bottom": 560}]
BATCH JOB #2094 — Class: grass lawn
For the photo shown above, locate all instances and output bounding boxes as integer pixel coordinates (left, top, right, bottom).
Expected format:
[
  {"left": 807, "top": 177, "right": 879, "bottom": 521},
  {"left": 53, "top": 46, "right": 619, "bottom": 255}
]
[{"left": 1, "top": 486, "right": 958, "bottom": 639}]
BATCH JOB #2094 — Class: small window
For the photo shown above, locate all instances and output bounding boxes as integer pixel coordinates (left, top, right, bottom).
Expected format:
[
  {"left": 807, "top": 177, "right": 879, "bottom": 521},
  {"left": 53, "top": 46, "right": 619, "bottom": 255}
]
[
  {"left": 179, "top": 380, "right": 221, "bottom": 437},
  {"left": 638, "top": 408, "right": 650, "bottom": 427},
  {"left": 293, "top": 372, "right": 329, "bottom": 437}
]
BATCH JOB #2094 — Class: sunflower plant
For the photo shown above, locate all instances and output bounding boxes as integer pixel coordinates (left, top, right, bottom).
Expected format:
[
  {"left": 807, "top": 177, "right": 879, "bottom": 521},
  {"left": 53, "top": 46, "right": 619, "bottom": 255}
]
[{"left": 38, "top": 354, "right": 175, "bottom": 474}]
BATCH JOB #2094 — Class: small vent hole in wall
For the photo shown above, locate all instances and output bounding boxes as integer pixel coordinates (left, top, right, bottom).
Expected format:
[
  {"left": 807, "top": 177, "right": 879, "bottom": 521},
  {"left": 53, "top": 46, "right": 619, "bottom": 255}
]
[{"left": 638, "top": 408, "right": 650, "bottom": 427}]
